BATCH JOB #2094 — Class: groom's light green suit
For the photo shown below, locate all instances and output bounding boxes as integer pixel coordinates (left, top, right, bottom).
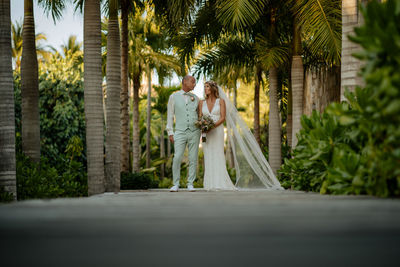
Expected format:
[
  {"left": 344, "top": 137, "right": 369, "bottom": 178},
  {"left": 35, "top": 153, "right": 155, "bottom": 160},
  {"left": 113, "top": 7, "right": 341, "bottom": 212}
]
[{"left": 166, "top": 90, "right": 201, "bottom": 187}]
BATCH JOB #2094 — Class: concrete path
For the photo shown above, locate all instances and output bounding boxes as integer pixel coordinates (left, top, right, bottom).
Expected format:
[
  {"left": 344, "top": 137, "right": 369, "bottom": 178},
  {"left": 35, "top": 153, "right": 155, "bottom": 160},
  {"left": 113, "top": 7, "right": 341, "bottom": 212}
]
[{"left": 1, "top": 190, "right": 400, "bottom": 267}]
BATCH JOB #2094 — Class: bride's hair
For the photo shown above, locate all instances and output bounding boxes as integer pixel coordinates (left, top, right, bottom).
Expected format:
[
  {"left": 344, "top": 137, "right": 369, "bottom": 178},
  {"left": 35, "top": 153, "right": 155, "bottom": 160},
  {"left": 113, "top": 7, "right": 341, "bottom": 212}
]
[{"left": 204, "top": 80, "right": 219, "bottom": 99}]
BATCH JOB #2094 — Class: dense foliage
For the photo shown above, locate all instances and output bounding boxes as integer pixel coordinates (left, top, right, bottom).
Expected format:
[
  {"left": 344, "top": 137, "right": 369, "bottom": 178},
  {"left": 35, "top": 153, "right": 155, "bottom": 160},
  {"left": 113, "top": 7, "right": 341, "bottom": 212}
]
[
  {"left": 121, "top": 172, "right": 158, "bottom": 190},
  {"left": 279, "top": 0, "right": 400, "bottom": 197},
  {"left": 13, "top": 50, "right": 88, "bottom": 200},
  {"left": 16, "top": 153, "right": 88, "bottom": 200}
]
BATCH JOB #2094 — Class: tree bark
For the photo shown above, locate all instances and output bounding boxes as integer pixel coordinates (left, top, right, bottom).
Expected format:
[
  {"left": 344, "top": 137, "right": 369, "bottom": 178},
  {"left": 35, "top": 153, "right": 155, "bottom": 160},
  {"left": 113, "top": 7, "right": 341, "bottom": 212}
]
[
  {"left": 303, "top": 66, "right": 341, "bottom": 116},
  {"left": 21, "top": 0, "right": 40, "bottom": 163},
  {"left": 287, "top": 82, "right": 293, "bottom": 148},
  {"left": 132, "top": 73, "right": 141, "bottom": 172},
  {"left": 84, "top": 0, "right": 105, "bottom": 195},
  {"left": 120, "top": 0, "right": 129, "bottom": 172},
  {"left": 0, "top": 0, "right": 17, "bottom": 199},
  {"left": 233, "top": 80, "right": 237, "bottom": 108},
  {"left": 268, "top": 67, "right": 281, "bottom": 174},
  {"left": 291, "top": 14, "right": 304, "bottom": 148},
  {"left": 160, "top": 118, "right": 165, "bottom": 179},
  {"left": 146, "top": 66, "right": 152, "bottom": 169},
  {"left": 105, "top": 0, "right": 121, "bottom": 192},
  {"left": 253, "top": 66, "right": 261, "bottom": 145},
  {"left": 340, "top": 0, "right": 364, "bottom": 101}
]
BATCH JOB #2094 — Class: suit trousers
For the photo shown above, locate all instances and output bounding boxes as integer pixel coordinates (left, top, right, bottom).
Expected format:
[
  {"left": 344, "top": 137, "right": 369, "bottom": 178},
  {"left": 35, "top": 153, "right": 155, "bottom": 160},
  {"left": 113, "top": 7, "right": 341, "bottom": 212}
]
[{"left": 172, "top": 129, "right": 201, "bottom": 186}]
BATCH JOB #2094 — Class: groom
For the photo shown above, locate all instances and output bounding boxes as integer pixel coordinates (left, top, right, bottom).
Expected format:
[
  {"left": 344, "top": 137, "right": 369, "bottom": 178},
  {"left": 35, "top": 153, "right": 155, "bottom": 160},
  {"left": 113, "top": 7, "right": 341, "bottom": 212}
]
[{"left": 166, "top": 75, "right": 201, "bottom": 192}]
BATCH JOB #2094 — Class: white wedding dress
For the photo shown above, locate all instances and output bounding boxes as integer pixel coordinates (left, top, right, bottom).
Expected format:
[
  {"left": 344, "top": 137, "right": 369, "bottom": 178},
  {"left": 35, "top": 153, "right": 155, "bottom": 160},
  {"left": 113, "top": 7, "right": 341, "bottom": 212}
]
[
  {"left": 202, "top": 98, "right": 236, "bottom": 190},
  {"left": 202, "top": 87, "right": 283, "bottom": 191}
]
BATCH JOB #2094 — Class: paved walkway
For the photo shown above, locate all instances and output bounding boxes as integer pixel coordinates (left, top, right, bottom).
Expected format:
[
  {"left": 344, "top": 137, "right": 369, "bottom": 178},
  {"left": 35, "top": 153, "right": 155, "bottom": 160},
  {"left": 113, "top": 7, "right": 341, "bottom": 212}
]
[{"left": 1, "top": 190, "right": 400, "bottom": 266}]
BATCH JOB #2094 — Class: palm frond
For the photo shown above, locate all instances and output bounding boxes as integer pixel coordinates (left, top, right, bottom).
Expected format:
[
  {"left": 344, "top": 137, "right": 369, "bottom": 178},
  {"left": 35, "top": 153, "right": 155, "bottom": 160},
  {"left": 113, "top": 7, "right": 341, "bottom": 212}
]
[
  {"left": 38, "top": 0, "right": 66, "bottom": 22},
  {"left": 255, "top": 35, "right": 290, "bottom": 69},
  {"left": 193, "top": 36, "right": 256, "bottom": 78},
  {"left": 216, "top": 0, "right": 268, "bottom": 30},
  {"left": 152, "top": 0, "right": 197, "bottom": 30},
  {"left": 291, "top": 0, "right": 341, "bottom": 65},
  {"left": 172, "top": 1, "right": 224, "bottom": 66}
]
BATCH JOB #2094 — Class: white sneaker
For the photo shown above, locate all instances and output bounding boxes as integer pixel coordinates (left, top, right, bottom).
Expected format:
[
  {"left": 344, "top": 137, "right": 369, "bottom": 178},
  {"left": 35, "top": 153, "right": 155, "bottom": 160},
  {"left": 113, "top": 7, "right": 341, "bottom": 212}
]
[
  {"left": 170, "top": 185, "right": 179, "bottom": 192},
  {"left": 187, "top": 185, "right": 195, "bottom": 192}
]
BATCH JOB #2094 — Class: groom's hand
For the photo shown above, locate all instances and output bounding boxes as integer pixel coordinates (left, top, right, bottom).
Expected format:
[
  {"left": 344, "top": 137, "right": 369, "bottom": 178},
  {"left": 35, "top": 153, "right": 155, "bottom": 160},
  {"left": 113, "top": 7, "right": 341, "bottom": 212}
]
[{"left": 169, "top": 135, "right": 174, "bottom": 144}]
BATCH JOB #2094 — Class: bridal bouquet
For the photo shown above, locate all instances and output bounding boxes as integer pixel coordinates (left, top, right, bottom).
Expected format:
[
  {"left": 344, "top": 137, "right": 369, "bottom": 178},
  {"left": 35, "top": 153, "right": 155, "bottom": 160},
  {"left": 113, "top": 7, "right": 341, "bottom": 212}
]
[{"left": 195, "top": 115, "right": 215, "bottom": 142}]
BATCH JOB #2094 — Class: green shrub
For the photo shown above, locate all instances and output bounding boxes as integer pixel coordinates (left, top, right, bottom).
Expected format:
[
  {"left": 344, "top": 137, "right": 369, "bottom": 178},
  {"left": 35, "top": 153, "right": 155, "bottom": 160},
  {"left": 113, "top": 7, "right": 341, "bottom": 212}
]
[
  {"left": 120, "top": 172, "right": 159, "bottom": 190},
  {"left": 16, "top": 153, "right": 88, "bottom": 200},
  {"left": 158, "top": 178, "right": 173, "bottom": 188},
  {"left": 0, "top": 187, "right": 15, "bottom": 203},
  {"left": 279, "top": 0, "right": 400, "bottom": 197}
]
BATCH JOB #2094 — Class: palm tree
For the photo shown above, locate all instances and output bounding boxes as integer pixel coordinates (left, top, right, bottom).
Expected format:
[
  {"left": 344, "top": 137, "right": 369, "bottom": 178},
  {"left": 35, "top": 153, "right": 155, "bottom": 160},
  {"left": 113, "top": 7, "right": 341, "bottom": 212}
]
[
  {"left": 20, "top": 0, "right": 41, "bottom": 163},
  {"left": 129, "top": 9, "right": 181, "bottom": 172},
  {"left": 104, "top": 0, "right": 121, "bottom": 192},
  {"left": 290, "top": 0, "right": 341, "bottom": 145},
  {"left": 120, "top": 0, "right": 142, "bottom": 173},
  {"left": 254, "top": 65, "right": 262, "bottom": 145},
  {"left": 61, "top": 35, "right": 82, "bottom": 55},
  {"left": 145, "top": 65, "right": 152, "bottom": 168},
  {"left": 19, "top": 0, "right": 67, "bottom": 163},
  {"left": 0, "top": 0, "right": 17, "bottom": 199},
  {"left": 60, "top": 35, "right": 83, "bottom": 69},
  {"left": 212, "top": 0, "right": 341, "bottom": 148},
  {"left": 268, "top": 67, "right": 281, "bottom": 174},
  {"left": 120, "top": 0, "right": 130, "bottom": 173},
  {"left": 340, "top": 0, "right": 364, "bottom": 100},
  {"left": 83, "top": 0, "right": 105, "bottom": 195},
  {"left": 290, "top": 16, "right": 304, "bottom": 148}
]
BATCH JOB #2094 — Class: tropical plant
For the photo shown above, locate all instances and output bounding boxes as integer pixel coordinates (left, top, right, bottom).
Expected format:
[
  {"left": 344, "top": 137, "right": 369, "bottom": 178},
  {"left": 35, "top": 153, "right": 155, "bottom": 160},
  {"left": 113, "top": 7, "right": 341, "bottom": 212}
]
[
  {"left": 280, "top": 0, "right": 400, "bottom": 197},
  {"left": 16, "top": 152, "right": 88, "bottom": 200},
  {"left": 128, "top": 7, "right": 181, "bottom": 172},
  {"left": 120, "top": 172, "right": 158, "bottom": 190},
  {"left": 14, "top": 43, "right": 86, "bottom": 168},
  {"left": 290, "top": 0, "right": 341, "bottom": 146}
]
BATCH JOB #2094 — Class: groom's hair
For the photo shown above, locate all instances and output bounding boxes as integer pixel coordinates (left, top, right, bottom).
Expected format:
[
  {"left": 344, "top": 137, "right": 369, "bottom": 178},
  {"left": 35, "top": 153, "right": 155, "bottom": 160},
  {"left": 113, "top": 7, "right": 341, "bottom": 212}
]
[{"left": 182, "top": 75, "right": 194, "bottom": 84}]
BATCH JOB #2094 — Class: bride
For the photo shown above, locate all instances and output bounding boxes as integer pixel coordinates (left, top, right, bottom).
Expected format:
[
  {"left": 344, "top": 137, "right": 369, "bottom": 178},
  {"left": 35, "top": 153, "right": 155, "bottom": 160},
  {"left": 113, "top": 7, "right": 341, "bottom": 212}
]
[
  {"left": 200, "top": 81, "right": 236, "bottom": 190},
  {"left": 199, "top": 80, "right": 283, "bottom": 191}
]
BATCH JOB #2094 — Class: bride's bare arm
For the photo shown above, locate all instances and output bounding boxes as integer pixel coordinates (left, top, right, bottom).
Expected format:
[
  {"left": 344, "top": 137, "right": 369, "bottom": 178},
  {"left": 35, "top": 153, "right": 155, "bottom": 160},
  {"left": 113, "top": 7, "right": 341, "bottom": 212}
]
[
  {"left": 214, "top": 99, "right": 226, "bottom": 127},
  {"left": 198, "top": 100, "right": 203, "bottom": 118}
]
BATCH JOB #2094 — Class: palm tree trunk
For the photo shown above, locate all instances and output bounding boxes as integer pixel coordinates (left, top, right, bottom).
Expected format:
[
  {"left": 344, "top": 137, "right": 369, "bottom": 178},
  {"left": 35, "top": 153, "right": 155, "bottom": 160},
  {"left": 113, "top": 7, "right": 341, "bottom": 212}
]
[
  {"left": 340, "top": 0, "right": 364, "bottom": 100},
  {"left": 105, "top": 0, "right": 121, "bottom": 192},
  {"left": 160, "top": 118, "right": 165, "bottom": 179},
  {"left": 287, "top": 80, "right": 293, "bottom": 148},
  {"left": 132, "top": 73, "right": 141, "bottom": 172},
  {"left": 233, "top": 80, "right": 237, "bottom": 108},
  {"left": 268, "top": 67, "right": 281, "bottom": 174},
  {"left": 0, "top": 0, "right": 17, "bottom": 200},
  {"left": 303, "top": 67, "right": 341, "bottom": 115},
  {"left": 84, "top": 0, "right": 105, "bottom": 195},
  {"left": 120, "top": 0, "right": 129, "bottom": 173},
  {"left": 146, "top": 66, "right": 152, "bottom": 168},
  {"left": 21, "top": 0, "right": 40, "bottom": 163},
  {"left": 254, "top": 66, "right": 261, "bottom": 145},
  {"left": 167, "top": 136, "right": 171, "bottom": 158},
  {"left": 291, "top": 15, "right": 304, "bottom": 148}
]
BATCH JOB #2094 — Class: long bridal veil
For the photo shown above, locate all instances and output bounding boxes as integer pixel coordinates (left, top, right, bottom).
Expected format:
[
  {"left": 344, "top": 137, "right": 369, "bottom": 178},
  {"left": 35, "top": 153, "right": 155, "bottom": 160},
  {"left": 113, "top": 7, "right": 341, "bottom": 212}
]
[{"left": 219, "top": 87, "right": 283, "bottom": 190}]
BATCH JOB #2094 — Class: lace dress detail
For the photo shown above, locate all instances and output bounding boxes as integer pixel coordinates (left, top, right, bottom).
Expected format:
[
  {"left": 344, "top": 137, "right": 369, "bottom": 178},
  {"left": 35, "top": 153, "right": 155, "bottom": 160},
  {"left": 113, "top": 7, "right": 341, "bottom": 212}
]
[{"left": 202, "top": 99, "right": 236, "bottom": 190}]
